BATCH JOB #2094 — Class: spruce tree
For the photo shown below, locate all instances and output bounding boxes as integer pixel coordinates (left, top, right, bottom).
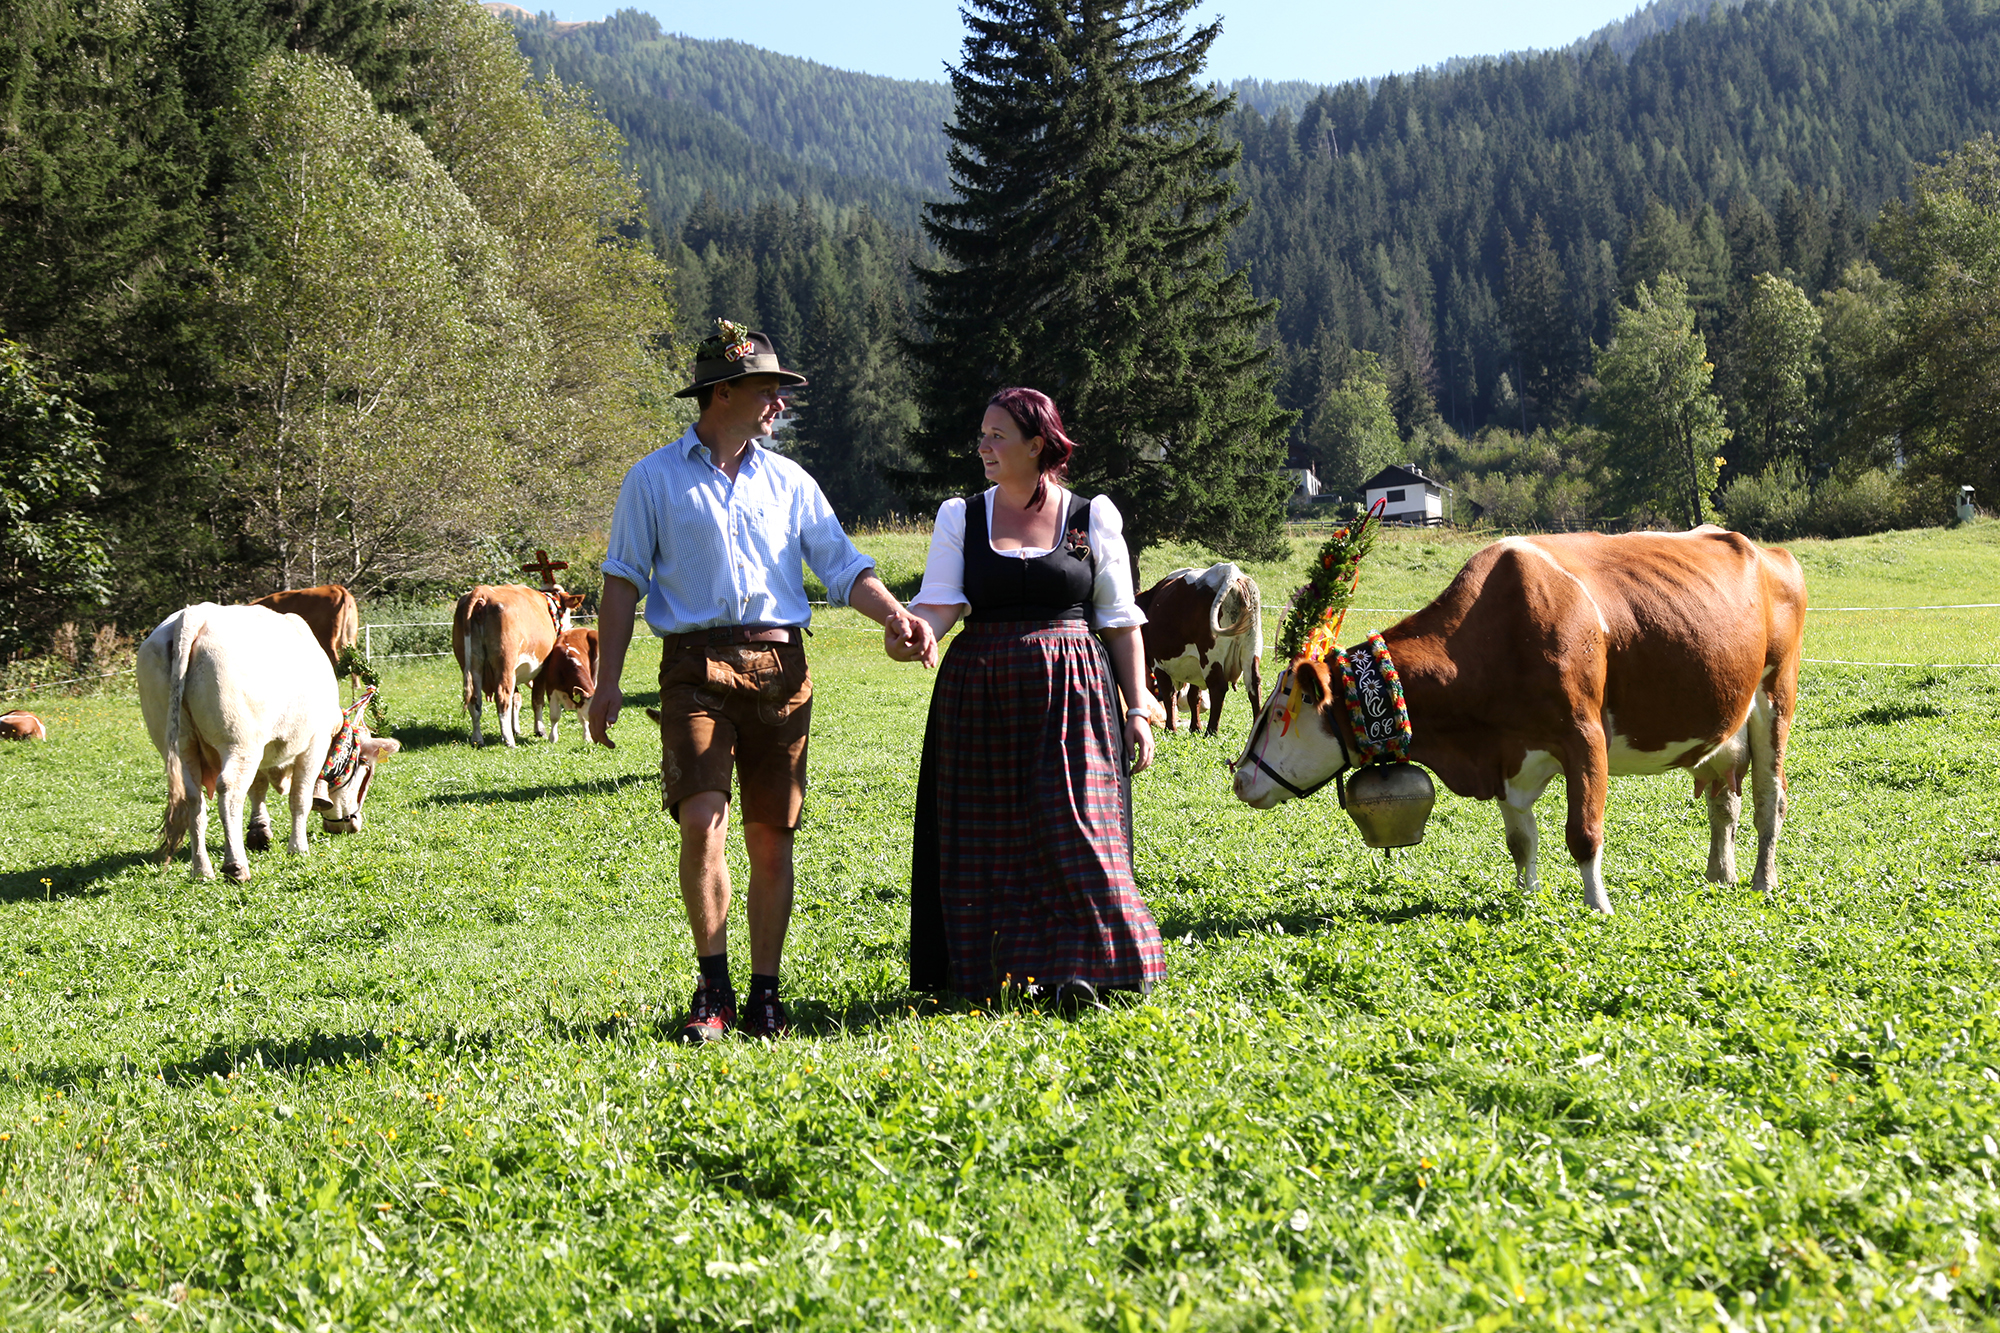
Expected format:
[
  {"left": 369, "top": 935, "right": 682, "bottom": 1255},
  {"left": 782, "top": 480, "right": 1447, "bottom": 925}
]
[{"left": 904, "top": 0, "right": 1292, "bottom": 568}]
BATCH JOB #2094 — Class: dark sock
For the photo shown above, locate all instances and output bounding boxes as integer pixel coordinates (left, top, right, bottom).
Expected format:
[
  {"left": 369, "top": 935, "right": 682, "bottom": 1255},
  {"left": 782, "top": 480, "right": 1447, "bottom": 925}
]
[
  {"left": 749, "top": 973, "right": 780, "bottom": 1000},
  {"left": 698, "top": 952, "right": 731, "bottom": 990}
]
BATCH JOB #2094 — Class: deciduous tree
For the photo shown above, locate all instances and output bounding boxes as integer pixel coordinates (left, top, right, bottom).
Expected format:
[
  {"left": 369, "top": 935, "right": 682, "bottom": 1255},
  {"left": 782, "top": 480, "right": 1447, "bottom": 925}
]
[{"left": 1595, "top": 274, "right": 1729, "bottom": 528}]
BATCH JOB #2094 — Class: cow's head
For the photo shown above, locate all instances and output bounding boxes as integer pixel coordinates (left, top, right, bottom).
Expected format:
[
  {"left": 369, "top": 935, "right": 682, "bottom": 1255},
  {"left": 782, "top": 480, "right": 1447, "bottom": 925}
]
[
  {"left": 1230, "top": 657, "right": 1351, "bottom": 808},
  {"left": 314, "top": 693, "right": 401, "bottom": 832},
  {"left": 314, "top": 730, "right": 400, "bottom": 832}
]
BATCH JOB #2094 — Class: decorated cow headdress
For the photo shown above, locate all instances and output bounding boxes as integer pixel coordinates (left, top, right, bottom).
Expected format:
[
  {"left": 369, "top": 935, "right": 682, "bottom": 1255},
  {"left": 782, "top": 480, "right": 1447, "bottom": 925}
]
[{"left": 319, "top": 689, "right": 378, "bottom": 789}]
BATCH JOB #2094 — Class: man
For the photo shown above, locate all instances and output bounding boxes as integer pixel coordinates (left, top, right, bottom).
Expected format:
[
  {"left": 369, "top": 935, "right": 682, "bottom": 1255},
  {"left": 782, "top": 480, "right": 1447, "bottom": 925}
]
[{"left": 589, "top": 320, "right": 937, "bottom": 1043}]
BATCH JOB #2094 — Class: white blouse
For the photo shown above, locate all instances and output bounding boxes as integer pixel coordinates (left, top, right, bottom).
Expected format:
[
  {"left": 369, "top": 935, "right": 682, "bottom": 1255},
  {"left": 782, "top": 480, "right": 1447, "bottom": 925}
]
[{"left": 911, "top": 487, "right": 1147, "bottom": 631}]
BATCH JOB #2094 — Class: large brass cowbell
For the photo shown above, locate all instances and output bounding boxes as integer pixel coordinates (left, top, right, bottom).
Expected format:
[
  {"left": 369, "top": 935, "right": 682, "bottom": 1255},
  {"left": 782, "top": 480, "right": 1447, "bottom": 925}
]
[{"left": 1342, "top": 761, "right": 1436, "bottom": 848}]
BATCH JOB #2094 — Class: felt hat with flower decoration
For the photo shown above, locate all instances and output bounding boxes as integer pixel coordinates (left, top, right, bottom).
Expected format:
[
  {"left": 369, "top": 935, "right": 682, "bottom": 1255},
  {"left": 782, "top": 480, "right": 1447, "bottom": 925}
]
[{"left": 674, "top": 318, "right": 809, "bottom": 399}]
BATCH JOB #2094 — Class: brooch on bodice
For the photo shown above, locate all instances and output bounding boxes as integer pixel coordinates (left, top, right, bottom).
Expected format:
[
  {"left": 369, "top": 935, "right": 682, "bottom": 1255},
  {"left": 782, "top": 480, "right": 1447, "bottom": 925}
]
[{"left": 1064, "top": 527, "right": 1091, "bottom": 562}]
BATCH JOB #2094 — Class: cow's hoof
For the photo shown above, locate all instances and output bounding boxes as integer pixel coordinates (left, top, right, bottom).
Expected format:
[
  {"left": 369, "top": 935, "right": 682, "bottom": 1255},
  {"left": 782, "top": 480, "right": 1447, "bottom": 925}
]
[
  {"left": 245, "top": 823, "right": 272, "bottom": 852},
  {"left": 222, "top": 861, "right": 251, "bottom": 883}
]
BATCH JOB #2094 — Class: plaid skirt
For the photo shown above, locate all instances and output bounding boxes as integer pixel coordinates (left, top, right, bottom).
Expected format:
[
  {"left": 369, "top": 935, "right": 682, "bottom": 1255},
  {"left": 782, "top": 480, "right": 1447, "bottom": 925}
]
[{"left": 909, "top": 620, "right": 1166, "bottom": 996}]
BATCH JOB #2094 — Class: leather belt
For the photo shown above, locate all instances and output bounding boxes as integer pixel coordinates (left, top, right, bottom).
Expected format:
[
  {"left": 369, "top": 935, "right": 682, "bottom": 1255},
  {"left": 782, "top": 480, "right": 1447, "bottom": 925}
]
[{"left": 663, "top": 625, "right": 803, "bottom": 651}]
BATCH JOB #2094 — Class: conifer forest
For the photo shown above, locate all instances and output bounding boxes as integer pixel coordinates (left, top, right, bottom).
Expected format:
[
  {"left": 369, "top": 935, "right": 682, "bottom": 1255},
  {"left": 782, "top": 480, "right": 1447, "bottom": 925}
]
[{"left": 4, "top": 0, "right": 1999, "bottom": 654}]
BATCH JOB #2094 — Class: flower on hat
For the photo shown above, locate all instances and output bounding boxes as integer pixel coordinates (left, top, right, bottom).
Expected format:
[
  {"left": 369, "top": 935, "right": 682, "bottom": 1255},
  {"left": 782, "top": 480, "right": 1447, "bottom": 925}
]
[{"left": 697, "top": 318, "right": 755, "bottom": 363}]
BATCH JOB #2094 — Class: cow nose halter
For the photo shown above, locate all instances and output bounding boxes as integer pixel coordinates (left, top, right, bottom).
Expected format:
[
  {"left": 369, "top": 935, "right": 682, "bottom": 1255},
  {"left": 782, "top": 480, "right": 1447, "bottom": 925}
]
[{"left": 1237, "top": 667, "right": 1350, "bottom": 801}]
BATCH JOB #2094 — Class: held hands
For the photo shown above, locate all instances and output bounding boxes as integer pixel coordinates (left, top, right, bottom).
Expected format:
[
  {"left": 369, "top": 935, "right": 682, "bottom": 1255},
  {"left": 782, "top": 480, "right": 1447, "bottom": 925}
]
[{"left": 884, "top": 609, "right": 939, "bottom": 668}]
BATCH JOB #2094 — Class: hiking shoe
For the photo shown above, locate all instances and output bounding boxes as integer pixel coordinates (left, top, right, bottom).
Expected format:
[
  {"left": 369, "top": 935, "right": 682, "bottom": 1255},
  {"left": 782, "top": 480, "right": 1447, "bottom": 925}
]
[
  {"left": 676, "top": 981, "right": 735, "bottom": 1044},
  {"left": 738, "top": 991, "right": 789, "bottom": 1041}
]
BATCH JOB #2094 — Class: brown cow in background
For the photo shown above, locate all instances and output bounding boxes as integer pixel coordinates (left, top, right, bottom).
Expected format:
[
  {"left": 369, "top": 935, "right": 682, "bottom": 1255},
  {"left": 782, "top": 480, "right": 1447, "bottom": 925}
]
[
  {"left": 453, "top": 584, "right": 584, "bottom": 747},
  {"left": 532, "top": 626, "right": 599, "bottom": 744},
  {"left": 249, "top": 585, "right": 359, "bottom": 669},
  {"left": 1137, "top": 563, "right": 1264, "bottom": 735},
  {"left": 1, "top": 710, "right": 47, "bottom": 740}
]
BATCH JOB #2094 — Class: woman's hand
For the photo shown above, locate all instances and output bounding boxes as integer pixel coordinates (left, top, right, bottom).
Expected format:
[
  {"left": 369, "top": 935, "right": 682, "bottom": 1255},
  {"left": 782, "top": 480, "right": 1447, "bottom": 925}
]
[{"left": 1125, "top": 714, "right": 1155, "bottom": 774}]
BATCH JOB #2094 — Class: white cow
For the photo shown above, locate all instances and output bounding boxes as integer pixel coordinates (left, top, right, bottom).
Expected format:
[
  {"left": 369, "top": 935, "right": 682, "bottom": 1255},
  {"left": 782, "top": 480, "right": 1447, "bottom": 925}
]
[{"left": 138, "top": 603, "right": 400, "bottom": 881}]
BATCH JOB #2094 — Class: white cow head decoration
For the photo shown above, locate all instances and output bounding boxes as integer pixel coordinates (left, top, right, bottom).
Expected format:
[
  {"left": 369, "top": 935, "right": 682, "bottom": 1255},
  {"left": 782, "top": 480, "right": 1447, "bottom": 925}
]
[{"left": 313, "top": 691, "right": 401, "bottom": 833}]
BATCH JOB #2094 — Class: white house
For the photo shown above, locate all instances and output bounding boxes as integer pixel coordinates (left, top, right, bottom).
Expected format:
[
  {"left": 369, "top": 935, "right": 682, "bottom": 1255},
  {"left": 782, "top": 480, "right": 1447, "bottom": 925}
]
[
  {"left": 1361, "top": 463, "right": 1446, "bottom": 525},
  {"left": 1284, "top": 464, "right": 1323, "bottom": 501}
]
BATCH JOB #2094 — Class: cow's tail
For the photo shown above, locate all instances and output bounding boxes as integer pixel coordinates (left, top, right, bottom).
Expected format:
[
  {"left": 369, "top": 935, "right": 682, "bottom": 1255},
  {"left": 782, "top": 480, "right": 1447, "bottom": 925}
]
[
  {"left": 334, "top": 588, "right": 360, "bottom": 659},
  {"left": 1239, "top": 575, "right": 1264, "bottom": 713},
  {"left": 158, "top": 607, "right": 208, "bottom": 857},
  {"left": 459, "top": 593, "right": 490, "bottom": 711}
]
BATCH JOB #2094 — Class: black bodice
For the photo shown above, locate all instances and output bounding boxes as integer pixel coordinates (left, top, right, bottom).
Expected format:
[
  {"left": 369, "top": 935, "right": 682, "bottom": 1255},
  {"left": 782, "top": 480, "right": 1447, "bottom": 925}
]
[{"left": 961, "top": 490, "right": 1095, "bottom": 623}]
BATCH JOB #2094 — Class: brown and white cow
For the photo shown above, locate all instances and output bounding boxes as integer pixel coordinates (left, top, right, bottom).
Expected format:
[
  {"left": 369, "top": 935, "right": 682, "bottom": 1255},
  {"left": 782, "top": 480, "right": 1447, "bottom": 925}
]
[
  {"left": 452, "top": 584, "right": 584, "bottom": 747},
  {"left": 1138, "top": 563, "right": 1263, "bottom": 735},
  {"left": 531, "top": 626, "right": 599, "bottom": 744},
  {"left": 249, "top": 585, "right": 359, "bottom": 669},
  {"left": 138, "top": 604, "right": 400, "bottom": 881},
  {"left": 0, "top": 709, "right": 47, "bottom": 740},
  {"left": 1232, "top": 529, "right": 1807, "bottom": 914}
]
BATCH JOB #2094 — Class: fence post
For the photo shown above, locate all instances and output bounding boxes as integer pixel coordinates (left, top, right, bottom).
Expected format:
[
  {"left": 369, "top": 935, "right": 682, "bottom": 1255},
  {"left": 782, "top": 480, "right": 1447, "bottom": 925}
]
[{"left": 364, "top": 623, "right": 372, "bottom": 662}]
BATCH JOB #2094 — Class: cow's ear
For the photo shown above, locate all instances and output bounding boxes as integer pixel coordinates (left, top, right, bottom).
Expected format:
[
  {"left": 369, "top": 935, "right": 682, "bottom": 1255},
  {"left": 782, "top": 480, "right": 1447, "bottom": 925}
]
[
  {"left": 360, "top": 737, "right": 402, "bottom": 761},
  {"left": 1294, "top": 663, "right": 1322, "bottom": 704}
]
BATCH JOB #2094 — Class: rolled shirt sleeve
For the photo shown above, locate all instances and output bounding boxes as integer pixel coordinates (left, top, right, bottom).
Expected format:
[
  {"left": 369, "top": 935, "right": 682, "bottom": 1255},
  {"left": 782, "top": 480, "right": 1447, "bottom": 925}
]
[
  {"left": 601, "top": 465, "right": 659, "bottom": 595},
  {"left": 797, "top": 478, "right": 876, "bottom": 607},
  {"left": 911, "top": 497, "right": 970, "bottom": 612},
  {"left": 1087, "top": 494, "right": 1146, "bottom": 631}
]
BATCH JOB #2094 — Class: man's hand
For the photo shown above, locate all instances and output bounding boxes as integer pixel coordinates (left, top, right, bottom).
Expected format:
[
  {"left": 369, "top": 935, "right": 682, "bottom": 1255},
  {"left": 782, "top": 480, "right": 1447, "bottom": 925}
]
[
  {"left": 884, "top": 609, "right": 938, "bottom": 668},
  {"left": 587, "top": 683, "right": 622, "bottom": 748}
]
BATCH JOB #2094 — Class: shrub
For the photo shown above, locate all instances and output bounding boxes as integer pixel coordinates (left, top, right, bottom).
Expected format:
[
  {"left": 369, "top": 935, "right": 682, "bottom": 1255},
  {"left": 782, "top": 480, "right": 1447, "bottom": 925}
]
[{"left": 1721, "top": 462, "right": 1813, "bottom": 539}]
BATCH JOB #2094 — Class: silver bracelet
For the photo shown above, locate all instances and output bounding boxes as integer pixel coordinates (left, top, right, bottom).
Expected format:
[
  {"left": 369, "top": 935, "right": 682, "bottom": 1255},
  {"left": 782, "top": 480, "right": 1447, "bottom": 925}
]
[{"left": 1126, "top": 705, "right": 1152, "bottom": 720}]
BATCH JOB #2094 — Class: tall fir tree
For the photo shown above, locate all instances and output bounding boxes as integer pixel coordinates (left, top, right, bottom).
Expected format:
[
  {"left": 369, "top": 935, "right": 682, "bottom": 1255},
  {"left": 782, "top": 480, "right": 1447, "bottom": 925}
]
[{"left": 904, "top": 0, "right": 1292, "bottom": 569}]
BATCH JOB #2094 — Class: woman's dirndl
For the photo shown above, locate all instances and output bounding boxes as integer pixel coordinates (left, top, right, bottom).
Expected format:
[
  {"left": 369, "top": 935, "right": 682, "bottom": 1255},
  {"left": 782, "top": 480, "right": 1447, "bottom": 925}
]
[{"left": 909, "top": 489, "right": 1165, "bottom": 997}]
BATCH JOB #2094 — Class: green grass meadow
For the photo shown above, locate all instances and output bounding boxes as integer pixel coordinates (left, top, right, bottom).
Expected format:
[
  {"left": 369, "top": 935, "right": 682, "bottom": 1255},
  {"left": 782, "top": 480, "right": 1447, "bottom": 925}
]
[{"left": 2, "top": 522, "right": 1998, "bottom": 1329}]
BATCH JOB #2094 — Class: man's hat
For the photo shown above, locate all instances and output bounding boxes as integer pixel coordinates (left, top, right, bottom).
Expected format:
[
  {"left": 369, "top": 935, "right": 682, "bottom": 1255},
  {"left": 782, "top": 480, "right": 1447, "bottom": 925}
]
[{"left": 675, "top": 318, "right": 808, "bottom": 399}]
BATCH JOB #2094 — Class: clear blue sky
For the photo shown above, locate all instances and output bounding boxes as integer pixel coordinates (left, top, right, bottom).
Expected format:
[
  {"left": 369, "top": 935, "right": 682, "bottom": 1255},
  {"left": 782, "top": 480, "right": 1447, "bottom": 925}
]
[{"left": 520, "top": 0, "right": 1655, "bottom": 84}]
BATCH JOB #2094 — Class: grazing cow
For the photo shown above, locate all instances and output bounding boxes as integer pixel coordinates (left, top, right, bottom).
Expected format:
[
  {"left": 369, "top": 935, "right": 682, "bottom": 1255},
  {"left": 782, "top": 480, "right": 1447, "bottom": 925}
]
[
  {"left": 531, "top": 626, "right": 599, "bottom": 743},
  {"left": 249, "top": 585, "right": 359, "bottom": 669},
  {"left": 1232, "top": 529, "right": 1807, "bottom": 914},
  {"left": 1137, "top": 563, "right": 1264, "bottom": 735},
  {"left": 138, "top": 604, "right": 401, "bottom": 882},
  {"left": 0, "top": 709, "right": 47, "bottom": 740},
  {"left": 452, "top": 584, "right": 585, "bottom": 747}
]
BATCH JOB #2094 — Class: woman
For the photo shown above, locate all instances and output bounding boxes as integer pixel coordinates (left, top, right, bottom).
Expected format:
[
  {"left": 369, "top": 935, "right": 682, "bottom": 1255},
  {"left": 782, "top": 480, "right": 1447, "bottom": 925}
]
[{"left": 890, "top": 387, "right": 1165, "bottom": 1007}]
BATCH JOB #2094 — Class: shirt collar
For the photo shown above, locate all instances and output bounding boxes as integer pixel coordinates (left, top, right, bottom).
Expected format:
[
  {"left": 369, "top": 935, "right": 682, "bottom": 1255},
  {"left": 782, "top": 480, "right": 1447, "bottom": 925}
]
[{"left": 679, "top": 426, "right": 765, "bottom": 476}]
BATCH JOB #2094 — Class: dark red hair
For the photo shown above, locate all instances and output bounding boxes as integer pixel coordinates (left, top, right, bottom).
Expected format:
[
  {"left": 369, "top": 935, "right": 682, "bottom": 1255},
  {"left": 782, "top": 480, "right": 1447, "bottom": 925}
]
[{"left": 988, "top": 387, "right": 1076, "bottom": 511}]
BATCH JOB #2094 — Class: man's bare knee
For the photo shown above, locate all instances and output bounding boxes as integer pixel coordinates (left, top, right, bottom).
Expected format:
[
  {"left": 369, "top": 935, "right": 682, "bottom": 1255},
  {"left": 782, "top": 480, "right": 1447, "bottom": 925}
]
[{"left": 678, "top": 791, "right": 730, "bottom": 836}]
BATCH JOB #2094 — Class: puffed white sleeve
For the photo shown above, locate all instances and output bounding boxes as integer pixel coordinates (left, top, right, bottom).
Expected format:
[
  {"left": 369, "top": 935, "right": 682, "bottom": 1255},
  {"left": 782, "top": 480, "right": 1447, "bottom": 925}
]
[
  {"left": 1087, "top": 495, "right": 1146, "bottom": 631},
  {"left": 910, "top": 497, "right": 971, "bottom": 612}
]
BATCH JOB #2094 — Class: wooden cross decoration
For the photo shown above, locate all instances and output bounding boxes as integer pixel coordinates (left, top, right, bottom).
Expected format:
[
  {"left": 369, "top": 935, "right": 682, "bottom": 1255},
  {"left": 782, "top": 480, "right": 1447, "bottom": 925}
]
[{"left": 521, "top": 548, "right": 569, "bottom": 589}]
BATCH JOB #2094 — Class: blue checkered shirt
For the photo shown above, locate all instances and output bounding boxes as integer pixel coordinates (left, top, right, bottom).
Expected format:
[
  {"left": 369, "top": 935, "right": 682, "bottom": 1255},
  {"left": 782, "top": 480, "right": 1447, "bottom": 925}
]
[{"left": 602, "top": 428, "right": 876, "bottom": 636}]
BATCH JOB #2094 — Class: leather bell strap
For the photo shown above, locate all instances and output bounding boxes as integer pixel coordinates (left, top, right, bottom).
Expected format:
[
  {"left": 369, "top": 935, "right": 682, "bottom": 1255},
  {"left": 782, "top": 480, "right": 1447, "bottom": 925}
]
[{"left": 1339, "top": 633, "right": 1412, "bottom": 762}]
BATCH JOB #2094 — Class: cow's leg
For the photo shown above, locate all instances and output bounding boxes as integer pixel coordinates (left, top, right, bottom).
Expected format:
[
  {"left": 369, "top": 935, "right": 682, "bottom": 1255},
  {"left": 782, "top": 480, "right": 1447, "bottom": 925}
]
[
  {"left": 1153, "top": 670, "right": 1177, "bottom": 732},
  {"left": 532, "top": 681, "right": 549, "bottom": 740},
  {"left": 285, "top": 753, "right": 314, "bottom": 855},
  {"left": 181, "top": 745, "right": 215, "bottom": 882},
  {"left": 244, "top": 770, "right": 275, "bottom": 852},
  {"left": 1247, "top": 655, "right": 1262, "bottom": 718},
  {"left": 214, "top": 756, "right": 256, "bottom": 883},
  {"left": 1561, "top": 729, "right": 1614, "bottom": 915},
  {"left": 1748, "top": 678, "right": 1790, "bottom": 895},
  {"left": 1204, "top": 664, "right": 1227, "bottom": 737},
  {"left": 498, "top": 680, "right": 520, "bottom": 748},
  {"left": 547, "top": 694, "right": 563, "bottom": 745},
  {"left": 1501, "top": 750, "right": 1562, "bottom": 898},
  {"left": 1184, "top": 683, "right": 1203, "bottom": 735},
  {"left": 1696, "top": 731, "right": 1748, "bottom": 886},
  {"left": 466, "top": 662, "right": 485, "bottom": 747},
  {"left": 1703, "top": 775, "right": 1742, "bottom": 885}
]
